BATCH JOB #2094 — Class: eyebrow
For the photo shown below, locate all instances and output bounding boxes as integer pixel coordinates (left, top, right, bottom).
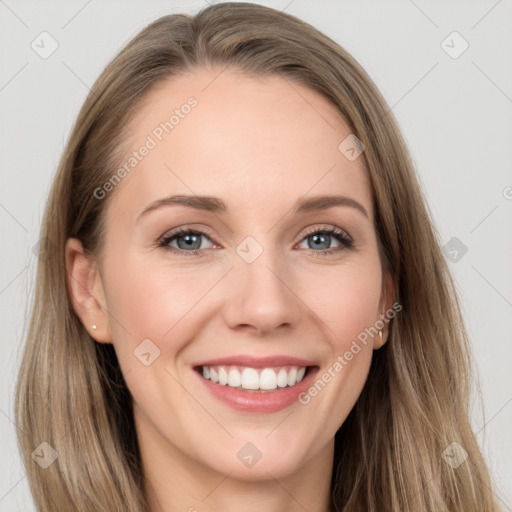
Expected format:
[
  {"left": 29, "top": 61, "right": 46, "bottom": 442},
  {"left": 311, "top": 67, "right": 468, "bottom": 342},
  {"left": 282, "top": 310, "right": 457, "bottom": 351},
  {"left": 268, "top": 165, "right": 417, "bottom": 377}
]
[{"left": 136, "top": 194, "right": 369, "bottom": 222}]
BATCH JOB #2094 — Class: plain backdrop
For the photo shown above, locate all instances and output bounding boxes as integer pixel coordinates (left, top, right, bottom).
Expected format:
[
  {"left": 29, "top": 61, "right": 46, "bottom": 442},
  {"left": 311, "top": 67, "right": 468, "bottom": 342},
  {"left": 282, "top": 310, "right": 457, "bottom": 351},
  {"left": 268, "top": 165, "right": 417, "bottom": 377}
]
[{"left": 1, "top": 1, "right": 511, "bottom": 510}]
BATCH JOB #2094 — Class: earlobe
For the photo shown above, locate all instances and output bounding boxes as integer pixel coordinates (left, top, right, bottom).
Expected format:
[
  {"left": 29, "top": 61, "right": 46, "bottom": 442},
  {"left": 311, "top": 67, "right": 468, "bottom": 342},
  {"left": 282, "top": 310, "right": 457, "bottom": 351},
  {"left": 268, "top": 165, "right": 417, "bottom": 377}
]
[
  {"left": 373, "top": 329, "right": 385, "bottom": 350},
  {"left": 65, "top": 237, "right": 112, "bottom": 343}
]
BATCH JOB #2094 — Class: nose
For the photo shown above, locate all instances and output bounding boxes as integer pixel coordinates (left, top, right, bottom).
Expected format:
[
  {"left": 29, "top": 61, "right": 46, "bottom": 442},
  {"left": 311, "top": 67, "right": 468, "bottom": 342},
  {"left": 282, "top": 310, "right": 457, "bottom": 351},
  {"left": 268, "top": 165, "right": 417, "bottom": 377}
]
[{"left": 222, "top": 245, "right": 302, "bottom": 336}]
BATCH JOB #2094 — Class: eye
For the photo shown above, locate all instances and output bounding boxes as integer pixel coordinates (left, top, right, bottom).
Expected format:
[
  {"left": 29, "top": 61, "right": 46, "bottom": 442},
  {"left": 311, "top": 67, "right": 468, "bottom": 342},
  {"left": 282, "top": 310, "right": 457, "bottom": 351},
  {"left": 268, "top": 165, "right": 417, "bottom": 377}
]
[
  {"left": 296, "top": 226, "right": 353, "bottom": 255},
  {"left": 157, "top": 225, "right": 353, "bottom": 257},
  {"left": 158, "top": 228, "right": 215, "bottom": 255}
]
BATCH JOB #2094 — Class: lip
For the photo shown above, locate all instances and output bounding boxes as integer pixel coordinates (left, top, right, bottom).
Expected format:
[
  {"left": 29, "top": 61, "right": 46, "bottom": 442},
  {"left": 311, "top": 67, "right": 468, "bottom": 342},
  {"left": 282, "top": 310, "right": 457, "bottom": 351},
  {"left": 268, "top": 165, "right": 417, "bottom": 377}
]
[
  {"left": 192, "top": 354, "right": 317, "bottom": 368},
  {"left": 193, "top": 358, "right": 319, "bottom": 414}
]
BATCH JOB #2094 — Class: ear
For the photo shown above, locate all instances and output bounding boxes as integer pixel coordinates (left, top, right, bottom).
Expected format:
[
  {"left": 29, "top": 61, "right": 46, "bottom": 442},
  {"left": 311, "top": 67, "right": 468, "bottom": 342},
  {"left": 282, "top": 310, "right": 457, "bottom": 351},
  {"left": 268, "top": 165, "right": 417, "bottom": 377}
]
[
  {"left": 374, "top": 272, "right": 395, "bottom": 350},
  {"left": 65, "top": 237, "right": 112, "bottom": 343}
]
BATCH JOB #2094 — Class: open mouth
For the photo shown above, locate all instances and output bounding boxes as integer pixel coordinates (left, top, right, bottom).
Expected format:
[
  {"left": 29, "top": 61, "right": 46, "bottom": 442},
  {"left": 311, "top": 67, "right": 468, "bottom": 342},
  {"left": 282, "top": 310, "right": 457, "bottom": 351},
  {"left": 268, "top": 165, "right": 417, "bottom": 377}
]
[{"left": 194, "top": 364, "right": 313, "bottom": 393}]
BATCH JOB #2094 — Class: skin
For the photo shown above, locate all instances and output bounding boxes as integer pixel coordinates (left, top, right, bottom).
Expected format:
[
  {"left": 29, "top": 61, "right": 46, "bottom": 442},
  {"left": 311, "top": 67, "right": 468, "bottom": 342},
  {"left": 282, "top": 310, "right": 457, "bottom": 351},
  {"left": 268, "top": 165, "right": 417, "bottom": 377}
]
[{"left": 66, "top": 67, "right": 393, "bottom": 512}]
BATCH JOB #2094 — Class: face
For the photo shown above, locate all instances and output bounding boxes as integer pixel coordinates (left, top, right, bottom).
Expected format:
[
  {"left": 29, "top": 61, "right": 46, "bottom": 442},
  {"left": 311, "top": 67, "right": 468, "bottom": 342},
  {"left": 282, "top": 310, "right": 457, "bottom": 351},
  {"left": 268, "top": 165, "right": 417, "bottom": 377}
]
[{"left": 69, "top": 67, "right": 392, "bottom": 481}]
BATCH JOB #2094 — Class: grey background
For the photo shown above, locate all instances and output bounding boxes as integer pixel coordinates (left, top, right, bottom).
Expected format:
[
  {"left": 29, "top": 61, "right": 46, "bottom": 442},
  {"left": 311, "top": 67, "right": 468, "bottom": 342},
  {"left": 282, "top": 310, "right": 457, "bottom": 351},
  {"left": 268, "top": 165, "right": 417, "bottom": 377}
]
[{"left": 1, "top": 0, "right": 511, "bottom": 510}]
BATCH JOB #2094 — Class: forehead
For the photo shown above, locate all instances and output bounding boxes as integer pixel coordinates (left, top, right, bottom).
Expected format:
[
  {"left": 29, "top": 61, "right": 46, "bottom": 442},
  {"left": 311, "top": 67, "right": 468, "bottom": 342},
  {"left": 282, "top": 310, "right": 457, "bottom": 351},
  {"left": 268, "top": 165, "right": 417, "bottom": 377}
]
[{"left": 107, "top": 67, "right": 373, "bottom": 222}]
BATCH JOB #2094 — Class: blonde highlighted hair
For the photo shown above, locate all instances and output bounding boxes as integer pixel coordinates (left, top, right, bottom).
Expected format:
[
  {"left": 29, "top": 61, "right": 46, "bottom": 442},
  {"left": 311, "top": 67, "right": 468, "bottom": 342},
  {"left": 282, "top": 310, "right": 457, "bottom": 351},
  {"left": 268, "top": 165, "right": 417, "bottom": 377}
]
[{"left": 16, "top": 3, "right": 499, "bottom": 511}]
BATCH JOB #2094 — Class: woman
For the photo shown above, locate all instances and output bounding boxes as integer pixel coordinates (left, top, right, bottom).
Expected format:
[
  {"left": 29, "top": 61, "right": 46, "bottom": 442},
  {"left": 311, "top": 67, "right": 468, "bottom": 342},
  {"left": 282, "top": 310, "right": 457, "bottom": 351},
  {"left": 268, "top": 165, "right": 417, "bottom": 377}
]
[{"left": 15, "top": 2, "right": 500, "bottom": 511}]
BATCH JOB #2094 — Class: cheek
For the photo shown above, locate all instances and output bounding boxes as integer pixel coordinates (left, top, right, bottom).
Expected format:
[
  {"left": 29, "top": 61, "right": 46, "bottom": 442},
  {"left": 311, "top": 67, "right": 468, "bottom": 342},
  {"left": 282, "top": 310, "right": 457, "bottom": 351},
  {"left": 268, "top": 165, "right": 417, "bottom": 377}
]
[
  {"left": 100, "top": 257, "right": 207, "bottom": 413},
  {"left": 103, "top": 255, "right": 213, "bottom": 343},
  {"left": 296, "top": 266, "right": 380, "bottom": 431},
  {"left": 299, "top": 261, "right": 382, "bottom": 351}
]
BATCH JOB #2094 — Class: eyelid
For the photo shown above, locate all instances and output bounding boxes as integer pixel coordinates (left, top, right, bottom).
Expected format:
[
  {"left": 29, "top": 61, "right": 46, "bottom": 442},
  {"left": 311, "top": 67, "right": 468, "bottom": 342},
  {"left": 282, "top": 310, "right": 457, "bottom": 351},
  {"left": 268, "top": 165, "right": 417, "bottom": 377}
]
[
  {"left": 157, "top": 225, "right": 219, "bottom": 253},
  {"left": 296, "top": 225, "right": 354, "bottom": 255},
  {"left": 300, "top": 224, "right": 353, "bottom": 243}
]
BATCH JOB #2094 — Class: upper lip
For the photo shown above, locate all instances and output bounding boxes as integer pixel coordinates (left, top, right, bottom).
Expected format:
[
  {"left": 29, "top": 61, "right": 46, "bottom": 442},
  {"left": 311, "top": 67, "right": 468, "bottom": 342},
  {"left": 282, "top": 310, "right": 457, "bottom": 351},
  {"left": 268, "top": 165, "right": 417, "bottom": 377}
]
[{"left": 193, "top": 355, "right": 317, "bottom": 368}]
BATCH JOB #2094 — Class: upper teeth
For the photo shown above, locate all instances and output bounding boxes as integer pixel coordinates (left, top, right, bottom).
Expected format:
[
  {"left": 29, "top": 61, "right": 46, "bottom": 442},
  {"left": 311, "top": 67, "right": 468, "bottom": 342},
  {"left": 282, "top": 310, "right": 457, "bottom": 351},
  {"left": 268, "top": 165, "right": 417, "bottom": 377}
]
[{"left": 202, "top": 365, "right": 307, "bottom": 390}]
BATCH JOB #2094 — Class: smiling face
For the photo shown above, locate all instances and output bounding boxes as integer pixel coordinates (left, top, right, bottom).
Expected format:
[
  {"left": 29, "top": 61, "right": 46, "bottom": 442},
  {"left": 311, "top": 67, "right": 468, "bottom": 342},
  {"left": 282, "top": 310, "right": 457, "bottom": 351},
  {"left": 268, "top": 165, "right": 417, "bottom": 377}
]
[{"left": 69, "top": 66, "right": 392, "bottom": 485}]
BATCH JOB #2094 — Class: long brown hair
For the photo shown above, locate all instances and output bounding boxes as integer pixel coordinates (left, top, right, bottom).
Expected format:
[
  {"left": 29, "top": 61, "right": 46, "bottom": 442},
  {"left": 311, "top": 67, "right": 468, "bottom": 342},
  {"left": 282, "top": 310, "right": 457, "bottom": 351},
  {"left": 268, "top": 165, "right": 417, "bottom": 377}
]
[{"left": 16, "top": 3, "right": 500, "bottom": 510}]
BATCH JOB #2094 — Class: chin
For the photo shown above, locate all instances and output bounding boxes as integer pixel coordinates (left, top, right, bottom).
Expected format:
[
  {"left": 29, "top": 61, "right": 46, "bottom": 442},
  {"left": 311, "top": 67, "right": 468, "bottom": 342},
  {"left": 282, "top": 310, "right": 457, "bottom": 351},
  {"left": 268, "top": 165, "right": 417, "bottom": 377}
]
[{"left": 196, "top": 436, "right": 314, "bottom": 481}]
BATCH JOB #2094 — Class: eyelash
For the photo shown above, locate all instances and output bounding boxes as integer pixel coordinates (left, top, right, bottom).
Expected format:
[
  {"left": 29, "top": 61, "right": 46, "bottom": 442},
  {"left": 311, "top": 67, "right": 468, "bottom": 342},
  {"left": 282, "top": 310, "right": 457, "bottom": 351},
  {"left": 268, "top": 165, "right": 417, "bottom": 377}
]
[{"left": 156, "top": 225, "right": 354, "bottom": 258}]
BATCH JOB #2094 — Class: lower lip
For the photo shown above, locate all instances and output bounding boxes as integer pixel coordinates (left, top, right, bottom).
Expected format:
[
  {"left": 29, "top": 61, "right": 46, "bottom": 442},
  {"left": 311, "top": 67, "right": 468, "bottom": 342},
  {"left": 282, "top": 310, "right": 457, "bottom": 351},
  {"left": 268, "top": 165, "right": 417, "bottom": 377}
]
[{"left": 194, "top": 367, "right": 318, "bottom": 413}]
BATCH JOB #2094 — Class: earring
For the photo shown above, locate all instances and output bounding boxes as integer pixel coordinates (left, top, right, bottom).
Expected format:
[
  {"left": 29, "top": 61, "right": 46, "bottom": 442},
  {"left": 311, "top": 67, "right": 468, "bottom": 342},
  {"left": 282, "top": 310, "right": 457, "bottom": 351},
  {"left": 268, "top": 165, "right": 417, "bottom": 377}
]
[
  {"left": 378, "top": 330, "right": 382, "bottom": 341},
  {"left": 91, "top": 324, "right": 97, "bottom": 330}
]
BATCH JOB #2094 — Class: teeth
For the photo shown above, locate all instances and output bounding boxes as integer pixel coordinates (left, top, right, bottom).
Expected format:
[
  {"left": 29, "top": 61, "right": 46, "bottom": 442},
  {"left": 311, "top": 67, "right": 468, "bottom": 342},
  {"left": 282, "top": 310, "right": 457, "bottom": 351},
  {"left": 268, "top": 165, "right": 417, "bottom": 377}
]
[
  {"left": 260, "top": 368, "right": 277, "bottom": 390},
  {"left": 218, "top": 367, "right": 228, "bottom": 385},
  {"left": 199, "top": 365, "right": 308, "bottom": 391},
  {"left": 287, "top": 367, "right": 297, "bottom": 386},
  {"left": 277, "top": 368, "right": 288, "bottom": 388},
  {"left": 242, "top": 368, "right": 259, "bottom": 390},
  {"left": 228, "top": 368, "right": 241, "bottom": 387}
]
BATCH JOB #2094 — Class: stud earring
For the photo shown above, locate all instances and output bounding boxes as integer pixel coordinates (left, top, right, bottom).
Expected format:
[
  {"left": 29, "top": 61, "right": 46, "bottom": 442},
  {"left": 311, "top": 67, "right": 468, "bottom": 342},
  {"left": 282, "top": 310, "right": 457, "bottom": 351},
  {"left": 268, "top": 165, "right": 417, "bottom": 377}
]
[
  {"left": 378, "top": 330, "right": 382, "bottom": 341},
  {"left": 91, "top": 324, "right": 97, "bottom": 330}
]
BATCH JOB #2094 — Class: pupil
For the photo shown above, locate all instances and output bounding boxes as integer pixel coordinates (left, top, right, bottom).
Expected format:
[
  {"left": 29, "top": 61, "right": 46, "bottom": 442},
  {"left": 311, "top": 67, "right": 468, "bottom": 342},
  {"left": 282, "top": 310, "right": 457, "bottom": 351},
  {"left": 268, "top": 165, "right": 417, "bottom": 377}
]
[
  {"left": 178, "top": 234, "right": 201, "bottom": 250},
  {"left": 310, "top": 234, "right": 330, "bottom": 250}
]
